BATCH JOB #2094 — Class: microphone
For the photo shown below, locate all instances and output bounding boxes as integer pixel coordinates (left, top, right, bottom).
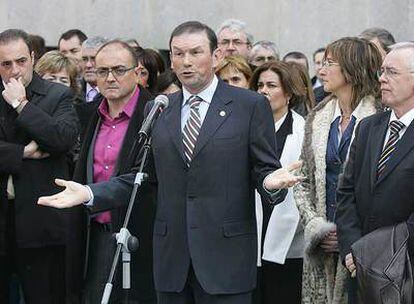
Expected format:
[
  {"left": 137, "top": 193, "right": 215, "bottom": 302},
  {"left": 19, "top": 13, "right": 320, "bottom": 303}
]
[{"left": 138, "top": 94, "right": 169, "bottom": 138}]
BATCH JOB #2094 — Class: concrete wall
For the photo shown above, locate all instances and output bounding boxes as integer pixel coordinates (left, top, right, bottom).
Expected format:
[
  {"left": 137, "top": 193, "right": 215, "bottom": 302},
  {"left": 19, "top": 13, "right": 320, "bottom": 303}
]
[{"left": 1, "top": 0, "right": 412, "bottom": 66}]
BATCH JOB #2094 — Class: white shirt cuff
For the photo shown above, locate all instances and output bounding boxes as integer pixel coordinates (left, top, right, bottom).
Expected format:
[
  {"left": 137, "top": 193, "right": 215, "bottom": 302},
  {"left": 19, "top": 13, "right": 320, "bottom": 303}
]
[{"left": 84, "top": 185, "right": 94, "bottom": 207}]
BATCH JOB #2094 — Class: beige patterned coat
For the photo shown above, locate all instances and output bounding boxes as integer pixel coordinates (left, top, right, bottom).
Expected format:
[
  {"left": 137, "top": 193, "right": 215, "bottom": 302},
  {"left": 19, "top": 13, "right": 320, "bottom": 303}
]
[{"left": 293, "top": 95, "right": 380, "bottom": 304}]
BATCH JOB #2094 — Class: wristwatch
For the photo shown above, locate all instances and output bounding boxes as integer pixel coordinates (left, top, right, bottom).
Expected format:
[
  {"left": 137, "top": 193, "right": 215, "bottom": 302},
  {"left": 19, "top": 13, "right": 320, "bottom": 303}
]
[
  {"left": 10, "top": 96, "right": 26, "bottom": 109},
  {"left": 10, "top": 99, "right": 22, "bottom": 109}
]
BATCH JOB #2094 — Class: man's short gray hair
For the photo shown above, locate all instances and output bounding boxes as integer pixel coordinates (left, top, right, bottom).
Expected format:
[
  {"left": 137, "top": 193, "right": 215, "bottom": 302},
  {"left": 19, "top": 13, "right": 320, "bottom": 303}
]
[
  {"left": 82, "top": 36, "right": 109, "bottom": 49},
  {"left": 388, "top": 42, "right": 414, "bottom": 70},
  {"left": 249, "top": 40, "right": 279, "bottom": 61},
  {"left": 216, "top": 19, "right": 253, "bottom": 44},
  {"left": 389, "top": 42, "right": 414, "bottom": 52}
]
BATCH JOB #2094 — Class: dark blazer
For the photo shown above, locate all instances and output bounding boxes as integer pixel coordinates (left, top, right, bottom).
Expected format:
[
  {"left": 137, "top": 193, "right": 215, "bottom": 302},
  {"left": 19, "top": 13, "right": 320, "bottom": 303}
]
[
  {"left": 89, "top": 80, "right": 283, "bottom": 294},
  {"left": 72, "top": 85, "right": 156, "bottom": 301},
  {"left": 0, "top": 73, "right": 79, "bottom": 249},
  {"left": 351, "top": 221, "right": 413, "bottom": 303},
  {"left": 73, "top": 87, "right": 103, "bottom": 140},
  {"left": 336, "top": 110, "right": 414, "bottom": 259}
]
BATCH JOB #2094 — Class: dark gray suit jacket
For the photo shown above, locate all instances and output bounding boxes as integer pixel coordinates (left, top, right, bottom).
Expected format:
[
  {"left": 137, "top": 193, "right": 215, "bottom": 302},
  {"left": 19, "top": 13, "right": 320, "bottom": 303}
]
[
  {"left": 336, "top": 111, "right": 414, "bottom": 260},
  {"left": 89, "top": 80, "right": 283, "bottom": 294}
]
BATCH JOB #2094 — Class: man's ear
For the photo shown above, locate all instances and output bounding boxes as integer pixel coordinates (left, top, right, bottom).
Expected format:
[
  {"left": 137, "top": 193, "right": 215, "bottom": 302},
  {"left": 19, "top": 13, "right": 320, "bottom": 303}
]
[
  {"left": 212, "top": 48, "right": 223, "bottom": 69},
  {"left": 30, "top": 51, "right": 35, "bottom": 64},
  {"left": 133, "top": 66, "right": 141, "bottom": 77},
  {"left": 170, "top": 51, "right": 174, "bottom": 70}
]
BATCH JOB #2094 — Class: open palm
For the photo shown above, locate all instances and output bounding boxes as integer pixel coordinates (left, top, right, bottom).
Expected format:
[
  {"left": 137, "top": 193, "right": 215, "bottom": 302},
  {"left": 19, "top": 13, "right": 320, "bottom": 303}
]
[{"left": 37, "top": 179, "right": 91, "bottom": 209}]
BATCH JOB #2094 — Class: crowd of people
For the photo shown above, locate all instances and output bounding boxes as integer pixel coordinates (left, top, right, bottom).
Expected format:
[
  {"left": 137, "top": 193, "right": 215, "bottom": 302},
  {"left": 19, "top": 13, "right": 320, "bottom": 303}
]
[{"left": 0, "top": 17, "right": 413, "bottom": 304}]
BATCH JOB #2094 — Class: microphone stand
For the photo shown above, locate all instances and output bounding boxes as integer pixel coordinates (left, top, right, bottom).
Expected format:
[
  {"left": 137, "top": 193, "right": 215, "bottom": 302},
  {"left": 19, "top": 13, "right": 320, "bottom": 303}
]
[{"left": 100, "top": 135, "right": 152, "bottom": 304}]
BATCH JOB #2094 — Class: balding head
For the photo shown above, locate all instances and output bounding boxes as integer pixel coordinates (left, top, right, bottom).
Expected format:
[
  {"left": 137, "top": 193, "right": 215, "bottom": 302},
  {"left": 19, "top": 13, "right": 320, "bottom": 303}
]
[
  {"left": 380, "top": 42, "right": 414, "bottom": 116},
  {"left": 94, "top": 40, "right": 140, "bottom": 105}
]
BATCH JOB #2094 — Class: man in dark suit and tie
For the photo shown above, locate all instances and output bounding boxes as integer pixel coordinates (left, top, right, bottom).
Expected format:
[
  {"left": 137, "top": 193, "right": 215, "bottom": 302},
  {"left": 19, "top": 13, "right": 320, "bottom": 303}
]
[
  {"left": 38, "top": 21, "right": 302, "bottom": 304},
  {"left": 335, "top": 42, "right": 414, "bottom": 297}
]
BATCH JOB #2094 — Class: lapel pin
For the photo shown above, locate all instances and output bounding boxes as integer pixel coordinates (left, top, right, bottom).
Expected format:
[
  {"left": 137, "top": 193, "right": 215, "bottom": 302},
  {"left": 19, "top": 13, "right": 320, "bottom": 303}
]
[{"left": 219, "top": 110, "right": 226, "bottom": 117}]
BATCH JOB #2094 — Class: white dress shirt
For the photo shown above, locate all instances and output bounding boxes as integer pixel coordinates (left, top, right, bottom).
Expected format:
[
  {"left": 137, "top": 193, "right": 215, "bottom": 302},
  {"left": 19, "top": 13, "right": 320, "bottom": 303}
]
[
  {"left": 383, "top": 108, "right": 414, "bottom": 149},
  {"left": 181, "top": 76, "right": 218, "bottom": 131}
]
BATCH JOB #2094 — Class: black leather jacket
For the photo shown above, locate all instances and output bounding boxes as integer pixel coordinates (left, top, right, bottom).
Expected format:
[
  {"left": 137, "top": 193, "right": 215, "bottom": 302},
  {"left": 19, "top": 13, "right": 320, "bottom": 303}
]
[{"left": 351, "top": 222, "right": 413, "bottom": 304}]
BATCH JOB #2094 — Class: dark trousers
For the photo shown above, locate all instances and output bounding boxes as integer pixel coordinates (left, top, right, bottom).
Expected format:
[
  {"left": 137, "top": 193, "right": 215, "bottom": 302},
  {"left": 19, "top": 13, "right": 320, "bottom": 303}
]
[
  {"left": 0, "top": 200, "right": 15, "bottom": 303},
  {"left": 2, "top": 200, "right": 66, "bottom": 304},
  {"left": 83, "top": 221, "right": 156, "bottom": 304},
  {"left": 0, "top": 253, "right": 12, "bottom": 303},
  {"left": 83, "top": 221, "right": 119, "bottom": 304},
  {"left": 255, "top": 258, "right": 303, "bottom": 304},
  {"left": 157, "top": 265, "right": 253, "bottom": 304},
  {"left": 347, "top": 276, "right": 358, "bottom": 304},
  {"left": 17, "top": 246, "right": 66, "bottom": 304}
]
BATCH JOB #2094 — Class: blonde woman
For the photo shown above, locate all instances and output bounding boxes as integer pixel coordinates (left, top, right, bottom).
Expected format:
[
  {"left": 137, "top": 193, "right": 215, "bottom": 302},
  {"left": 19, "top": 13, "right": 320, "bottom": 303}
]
[
  {"left": 35, "top": 50, "right": 79, "bottom": 93},
  {"left": 215, "top": 55, "right": 252, "bottom": 89}
]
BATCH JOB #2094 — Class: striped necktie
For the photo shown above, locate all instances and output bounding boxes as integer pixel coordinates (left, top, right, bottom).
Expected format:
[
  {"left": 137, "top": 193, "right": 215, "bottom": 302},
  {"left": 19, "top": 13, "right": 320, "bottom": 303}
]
[
  {"left": 377, "top": 120, "right": 405, "bottom": 178},
  {"left": 182, "top": 95, "right": 203, "bottom": 166}
]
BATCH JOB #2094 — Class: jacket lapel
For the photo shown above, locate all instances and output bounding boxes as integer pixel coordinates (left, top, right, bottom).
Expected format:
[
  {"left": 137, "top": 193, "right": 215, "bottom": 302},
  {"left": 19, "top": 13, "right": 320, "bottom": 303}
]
[
  {"left": 376, "top": 117, "right": 414, "bottom": 185},
  {"left": 164, "top": 91, "right": 186, "bottom": 163},
  {"left": 26, "top": 73, "right": 47, "bottom": 105},
  {"left": 86, "top": 117, "right": 101, "bottom": 183},
  {"left": 191, "top": 84, "right": 232, "bottom": 160},
  {"left": 112, "top": 87, "right": 152, "bottom": 175},
  {"left": 370, "top": 112, "right": 389, "bottom": 190}
]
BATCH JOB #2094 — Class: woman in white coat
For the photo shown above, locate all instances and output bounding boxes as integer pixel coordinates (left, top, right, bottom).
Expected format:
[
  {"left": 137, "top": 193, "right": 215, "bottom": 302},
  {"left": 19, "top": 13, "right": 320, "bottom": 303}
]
[{"left": 250, "top": 61, "right": 308, "bottom": 304}]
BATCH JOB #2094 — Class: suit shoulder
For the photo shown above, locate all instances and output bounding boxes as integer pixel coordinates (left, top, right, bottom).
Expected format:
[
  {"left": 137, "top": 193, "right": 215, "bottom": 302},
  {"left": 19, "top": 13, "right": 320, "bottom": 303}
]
[
  {"left": 41, "top": 78, "right": 74, "bottom": 98},
  {"left": 138, "top": 85, "right": 154, "bottom": 103},
  {"left": 218, "top": 82, "right": 266, "bottom": 105},
  {"left": 358, "top": 110, "right": 388, "bottom": 128}
]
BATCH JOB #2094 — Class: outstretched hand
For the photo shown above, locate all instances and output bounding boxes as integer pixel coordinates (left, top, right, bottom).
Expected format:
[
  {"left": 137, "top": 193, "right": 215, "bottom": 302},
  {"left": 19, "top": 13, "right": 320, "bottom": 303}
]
[
  {"left": 37, "top": 179, "right": 91, "bottom": 209},
  {"left": 264, "top": 160, "right": 305, "bottom": 191}
]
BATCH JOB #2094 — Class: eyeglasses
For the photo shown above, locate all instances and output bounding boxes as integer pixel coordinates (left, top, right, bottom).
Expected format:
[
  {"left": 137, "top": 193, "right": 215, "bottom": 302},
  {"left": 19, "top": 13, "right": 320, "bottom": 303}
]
[
  {"left": 321, "top": 60, "right": 340, "bottom": 68},
  {"left": 376, "top": 67, "right": 414, "bottom": 79},
  {"left": 95, "top": 66, "right": 136, "bottom": 78},
  {"left": 218, "top": 39, "right": 249, "bottom": 47}
]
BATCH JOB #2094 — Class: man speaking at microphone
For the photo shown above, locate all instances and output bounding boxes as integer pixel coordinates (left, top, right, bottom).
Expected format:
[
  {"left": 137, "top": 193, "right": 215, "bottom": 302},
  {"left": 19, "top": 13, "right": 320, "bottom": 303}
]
[
  {"left": 39, "top": 21, "right": 303, "bottom": 304},
  {"left": 70, "top": 40, "right": 157, "bottom": 303}
]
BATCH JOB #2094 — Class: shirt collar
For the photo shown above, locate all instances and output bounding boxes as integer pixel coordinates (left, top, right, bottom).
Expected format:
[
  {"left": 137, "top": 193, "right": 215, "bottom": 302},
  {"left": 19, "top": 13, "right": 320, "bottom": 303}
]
[
  {"left": 274, "top": 111, "right": 289, "bottom": 132},
  {"left": 98, "top": 85, "right": 140, "bottom": 120},
  {"left": 389, "top": 107, "right": 414, "bottom": 128},
  {"left": 331, "top": 98, "right": 367, "bottom": 123},
  {"left": 86, "top": 82, "right": 99, "bottom": 94},
  {"left": 182, "top": 75, "right": 218, "bottom": 107}
]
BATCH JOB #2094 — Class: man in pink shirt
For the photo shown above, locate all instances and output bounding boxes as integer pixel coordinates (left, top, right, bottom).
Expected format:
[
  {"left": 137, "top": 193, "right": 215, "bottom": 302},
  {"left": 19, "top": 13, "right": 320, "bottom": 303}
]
[{"left": 70, "top": 40, "right": 156, "bottom": 304}]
